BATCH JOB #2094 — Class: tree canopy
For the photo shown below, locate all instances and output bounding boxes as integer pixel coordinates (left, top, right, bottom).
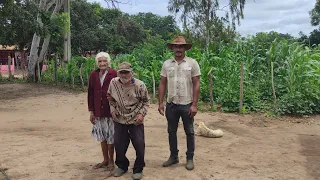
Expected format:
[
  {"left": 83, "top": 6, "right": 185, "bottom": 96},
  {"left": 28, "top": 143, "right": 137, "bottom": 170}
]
[
  {"left": 167, "top": 0, "right": 246, "bottom": 48},
  {"left": 0, "top": 0, "right": 38, "bottom": 50},
  {"left": 310, "top": 0, "right": 320, "bottom": 26}
]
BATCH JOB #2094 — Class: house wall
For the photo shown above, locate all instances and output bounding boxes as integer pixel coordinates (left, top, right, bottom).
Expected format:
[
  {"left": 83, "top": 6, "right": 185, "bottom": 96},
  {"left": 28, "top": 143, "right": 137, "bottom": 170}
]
[{"left": 0, "top": 58, "right": 15, "bottom": 75}]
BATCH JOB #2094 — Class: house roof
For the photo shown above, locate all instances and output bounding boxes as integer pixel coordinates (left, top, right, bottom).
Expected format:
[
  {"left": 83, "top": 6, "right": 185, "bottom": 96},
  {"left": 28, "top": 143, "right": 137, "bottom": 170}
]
[
  {"left": 0, "top": 45, "right": 27, "bottom": 51},
  {"left": 0, "top": 45, "right": 18, "bottom": 51}
]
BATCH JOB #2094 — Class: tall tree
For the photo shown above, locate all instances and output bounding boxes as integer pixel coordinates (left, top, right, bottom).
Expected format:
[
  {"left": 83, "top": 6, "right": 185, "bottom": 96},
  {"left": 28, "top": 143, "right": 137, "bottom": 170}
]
[
  {"left": 28, "top": 0, "right": 65, "bottom": 81},
  {"left": 0, "top": 0, "right": 38, "bottom": 67},
  {"left": 70, "top": 0, "right": 146, "bottom": 55},
  {"left": 168, "top": 0, "right": 246, "bottom": 49},
  {"left": 300, "top": 28, "right": 320, "bottom": 47},
  {"left": 309, "top": 28, "right": 320, "bottom": 46},
  {"left": 310, "top": 0, "right": 320, "bottom": 26},
  {"left": 304, "top": 0, "right": 320, "bottom": 46},
  {"left": 130, "top": 12, "right": 179, "bottom": 40}
]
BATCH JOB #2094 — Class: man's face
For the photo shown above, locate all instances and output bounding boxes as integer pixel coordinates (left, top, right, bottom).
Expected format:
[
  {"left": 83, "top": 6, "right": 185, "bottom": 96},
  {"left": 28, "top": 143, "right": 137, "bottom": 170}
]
[
  {"left": 118, "top": 71, "right": 133, "bottom": 83},
  {"left": 97, "top": 57, "right": 108, "bottom": 70},
  {"left": 172, "top": 44, "right": 186, "bottom": 58}
]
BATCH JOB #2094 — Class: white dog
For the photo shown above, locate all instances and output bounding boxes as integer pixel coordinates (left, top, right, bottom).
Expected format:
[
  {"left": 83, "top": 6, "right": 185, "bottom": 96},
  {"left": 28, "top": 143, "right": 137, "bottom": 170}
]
[{"left": 195, "top": 122, "right": 223, "bottom": 138}]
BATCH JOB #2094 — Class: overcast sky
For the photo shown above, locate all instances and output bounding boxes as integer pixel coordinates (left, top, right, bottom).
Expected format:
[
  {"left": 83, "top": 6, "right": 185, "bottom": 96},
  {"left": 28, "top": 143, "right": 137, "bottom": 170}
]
[{"left": 89, "top": 0, "right": 316, "bottom": 37}]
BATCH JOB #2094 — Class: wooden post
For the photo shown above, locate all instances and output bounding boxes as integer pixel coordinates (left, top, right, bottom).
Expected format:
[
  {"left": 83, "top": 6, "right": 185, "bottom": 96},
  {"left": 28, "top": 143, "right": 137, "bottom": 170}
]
[
  {"left": 0, "top": 63, "right": 2, "bottom": 80},
  {"left": 271, "top": 62, "right": 277, "bottom": 111},
  {"left": 239, "top": 62, "right": 244, "bottom": 113},
  {"left": 8, "top": 56, "right": 13, "bottom": 80},
  {"left": 86, "top": 72, "right": 89, "bottom": 86},
  {"left": 54, "top": 54, "right": 58, "bottom": 85},
  {"left": 208, "top": 67, "right": 214, "bottom": 108},
  {"left": 71, "top": 71, "right": 74, "bottom": 88},
  {"left": 63, "top": 69, "right": 66, "bottom": 84},
  {"left": 23, "top": 66, "right": 27, "bottom": 80},
  {"left": 25, "top": 56, "right": 29, "bottom": 80},
  {"left": 80, "top": 63, "right": 85, "bottom": 89},
  {"left": 151, "top": 71, "right": 155, "bottom": 103},
  {"left": 63, "top": 0, "right": 71, "bottom": 62}
]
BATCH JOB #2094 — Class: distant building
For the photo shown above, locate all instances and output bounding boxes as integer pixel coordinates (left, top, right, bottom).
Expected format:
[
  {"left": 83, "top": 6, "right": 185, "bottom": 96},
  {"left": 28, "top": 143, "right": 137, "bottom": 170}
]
[
  {"left": 0, "top": 45, "right": 16, "bottom": 65},
  {"left": 0, "top": 45, "right": 28, "bottom": 75}
]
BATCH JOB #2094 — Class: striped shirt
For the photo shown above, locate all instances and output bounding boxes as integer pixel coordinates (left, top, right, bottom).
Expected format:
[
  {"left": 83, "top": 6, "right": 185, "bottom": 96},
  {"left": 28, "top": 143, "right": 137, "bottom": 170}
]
[
  {"left": 108, "top": 77, "right": 149, "bottom": 124},
  {"left": 160, "top": 56, "right": 201, "bottom": 105}
]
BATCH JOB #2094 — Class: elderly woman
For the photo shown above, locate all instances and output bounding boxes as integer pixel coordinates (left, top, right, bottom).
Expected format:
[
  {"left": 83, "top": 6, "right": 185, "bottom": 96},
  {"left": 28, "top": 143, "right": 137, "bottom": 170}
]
[{"left": 87, "top": 52, "right": 117, "bottom": 170}]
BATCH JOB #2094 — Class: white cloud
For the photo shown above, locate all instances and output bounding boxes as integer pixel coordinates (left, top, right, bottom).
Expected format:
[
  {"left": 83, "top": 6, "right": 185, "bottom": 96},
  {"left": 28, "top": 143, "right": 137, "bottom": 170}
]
[
  {"left": 236, "top": 0, "right": 316, "bottom": 36},
  {"left": 88, "top": 0, "right": 317, "bottom": 37}
]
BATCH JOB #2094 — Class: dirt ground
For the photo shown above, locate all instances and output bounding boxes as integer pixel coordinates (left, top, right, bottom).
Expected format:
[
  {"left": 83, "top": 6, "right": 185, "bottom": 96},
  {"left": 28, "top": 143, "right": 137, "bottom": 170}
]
[{"left": 1, "top": 83, "right": 320, "bottom": 180}]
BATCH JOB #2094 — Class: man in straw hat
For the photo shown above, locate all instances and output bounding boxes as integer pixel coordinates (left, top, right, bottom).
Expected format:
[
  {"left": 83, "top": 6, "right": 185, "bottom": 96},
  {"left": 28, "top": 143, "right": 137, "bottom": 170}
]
[
  {"left": 158, "top": 36, "right": 201, "bottom": 170},
  {"left": 107, "top": 62, "right": 149, "bottom": 180}
]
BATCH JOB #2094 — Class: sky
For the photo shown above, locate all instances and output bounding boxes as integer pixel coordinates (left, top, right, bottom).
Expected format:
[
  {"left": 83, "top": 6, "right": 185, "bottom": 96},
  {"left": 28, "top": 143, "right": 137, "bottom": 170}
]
[{"left": 89, "top": 0, "right": 317, "bottom": 37}]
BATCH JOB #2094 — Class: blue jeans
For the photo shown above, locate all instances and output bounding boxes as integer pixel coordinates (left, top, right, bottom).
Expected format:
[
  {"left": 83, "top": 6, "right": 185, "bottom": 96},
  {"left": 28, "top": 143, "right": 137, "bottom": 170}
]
[{"left": 165, "top": 103, "right": 195, "bottom": 160}]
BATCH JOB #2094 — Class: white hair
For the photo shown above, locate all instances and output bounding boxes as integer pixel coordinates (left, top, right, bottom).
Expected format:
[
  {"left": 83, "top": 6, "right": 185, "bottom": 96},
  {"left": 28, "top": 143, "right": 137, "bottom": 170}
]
[{"left": 95, "top": 52, "right": 111, "bottom": 66}]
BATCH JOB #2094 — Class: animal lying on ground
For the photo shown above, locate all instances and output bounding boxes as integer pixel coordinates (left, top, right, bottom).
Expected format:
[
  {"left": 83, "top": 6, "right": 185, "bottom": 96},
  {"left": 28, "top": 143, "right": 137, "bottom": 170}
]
[{"left": 195, "top": 122, "right": 223, "bottom": 138}]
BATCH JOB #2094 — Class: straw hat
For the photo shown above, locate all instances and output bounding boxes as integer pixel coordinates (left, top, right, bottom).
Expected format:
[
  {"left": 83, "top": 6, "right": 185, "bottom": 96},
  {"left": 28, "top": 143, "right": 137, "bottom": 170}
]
[{"left": 167, "top": 36, "right": 192, "bottom": 50}]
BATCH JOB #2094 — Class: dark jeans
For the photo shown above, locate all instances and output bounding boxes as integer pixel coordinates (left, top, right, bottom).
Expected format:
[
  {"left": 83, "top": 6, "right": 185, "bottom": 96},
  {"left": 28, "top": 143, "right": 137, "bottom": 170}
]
[
  {"left": 165, "top": 103, "right": 195, "bottom": 160},
  {"left": 114, "top": 122, "right": 145, "bottom": 173}
]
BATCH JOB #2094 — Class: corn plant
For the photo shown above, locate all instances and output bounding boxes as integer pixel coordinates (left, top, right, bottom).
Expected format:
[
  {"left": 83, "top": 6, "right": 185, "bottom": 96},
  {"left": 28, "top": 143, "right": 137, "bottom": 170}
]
[{"left": 41, "top": 37, "right": 320, "bottom": 115}]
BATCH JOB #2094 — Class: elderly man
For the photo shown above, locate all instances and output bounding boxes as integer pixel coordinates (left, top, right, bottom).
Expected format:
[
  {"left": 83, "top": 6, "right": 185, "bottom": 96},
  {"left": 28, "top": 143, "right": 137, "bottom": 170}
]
[
  {"left": 107, "top": 62, "right": 149, "bottom": 180},
  {"left": 158, "top": 36, "right": 201, "bottom": 170},
  {"left": 87, "top": 52, "right": 117, "bottom": 170}
]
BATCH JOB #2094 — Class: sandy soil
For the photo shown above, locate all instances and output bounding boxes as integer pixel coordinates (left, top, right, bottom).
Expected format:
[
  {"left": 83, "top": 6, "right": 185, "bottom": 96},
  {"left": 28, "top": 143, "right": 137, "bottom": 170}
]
[{"left": 0, "top": 83, "right": 320, "bottom": 180}]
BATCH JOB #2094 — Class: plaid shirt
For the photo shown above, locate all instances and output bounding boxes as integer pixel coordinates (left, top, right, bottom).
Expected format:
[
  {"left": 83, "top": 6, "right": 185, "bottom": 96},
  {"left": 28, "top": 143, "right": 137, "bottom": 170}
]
[{"left": 160, "top": 56, "right": 201, "bottom": 105}]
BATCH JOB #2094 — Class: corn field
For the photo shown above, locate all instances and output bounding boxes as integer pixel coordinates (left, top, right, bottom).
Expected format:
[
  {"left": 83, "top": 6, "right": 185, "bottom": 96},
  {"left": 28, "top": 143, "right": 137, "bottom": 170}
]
[{"left": 41, "top": 38, "right": 320, "bottom": 115}]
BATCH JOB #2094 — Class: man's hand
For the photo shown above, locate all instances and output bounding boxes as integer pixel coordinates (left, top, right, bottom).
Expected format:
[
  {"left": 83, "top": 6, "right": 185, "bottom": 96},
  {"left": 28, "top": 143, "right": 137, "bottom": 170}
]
[
  {"left": 134, "top": 114, "right": 144, "bottom": 126},
  {"left": 188, "top": 105, "right": 198, "bottom": 118},
  {"left": 158, "top": 103, "right": 165, "bottom": 116},
  {"left": 107, "top": 93, "right": 114, "bottom": 101},
  {"left": 111, "top": 111, "right": 117, "bottom": 120},
  {"left": 90, "top": 112, "right": 95, "bottom": 125}
]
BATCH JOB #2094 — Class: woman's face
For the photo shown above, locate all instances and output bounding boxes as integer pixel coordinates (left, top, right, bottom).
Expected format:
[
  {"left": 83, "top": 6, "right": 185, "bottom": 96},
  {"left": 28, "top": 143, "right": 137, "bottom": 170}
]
[{"left": 97, "top": 57, "right": 108, "bottom": 70}]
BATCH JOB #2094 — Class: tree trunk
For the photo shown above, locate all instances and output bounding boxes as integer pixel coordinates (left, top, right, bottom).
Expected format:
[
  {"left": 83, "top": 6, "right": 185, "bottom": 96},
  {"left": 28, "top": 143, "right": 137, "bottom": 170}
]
[
  {"left": 39, "top": 0, "right": 63, "bottom": 64},
  {"left": 37, "top": 61, "right": 41, "bottom": 83},
  {"left": 28, "top": 33, "right": 41, "bottom": 81},
  {"left": 20, "top": 49, "right": 26, "bottom": 69},
  {"left": 38, "top": 35, "right": 51, "bottom": 63},
  {"left": 27, "top": 0, "right": 63, "bottom": 82},
  {"left": 63, "top": 0, "right": 71, "bottom": 62},
  {"left": 27, "top": 0, "right": 47, "bottom": 81}
]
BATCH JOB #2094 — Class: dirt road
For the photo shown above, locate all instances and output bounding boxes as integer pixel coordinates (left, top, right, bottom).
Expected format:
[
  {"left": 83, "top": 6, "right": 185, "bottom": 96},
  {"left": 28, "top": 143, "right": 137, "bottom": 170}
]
[{"left": 1, "top": 84, "right": 319, "bottom": 180}]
